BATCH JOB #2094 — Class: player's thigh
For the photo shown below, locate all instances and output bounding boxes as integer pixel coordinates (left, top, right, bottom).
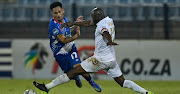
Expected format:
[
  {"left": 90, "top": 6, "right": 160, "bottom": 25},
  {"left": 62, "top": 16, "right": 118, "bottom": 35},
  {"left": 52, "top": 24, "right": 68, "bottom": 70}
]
[
  {"left": 81, "top": 56, "right": 102, "bottom": 73},
  {"left": 107, "top": 60, "right": 122, "bottom": 78}
]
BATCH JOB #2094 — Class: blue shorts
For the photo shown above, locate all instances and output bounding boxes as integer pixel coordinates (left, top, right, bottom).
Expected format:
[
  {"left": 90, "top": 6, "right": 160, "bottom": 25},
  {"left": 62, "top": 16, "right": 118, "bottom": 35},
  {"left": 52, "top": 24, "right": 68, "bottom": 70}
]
[{"left": 54, "top": 47, "right": 81, "bottom": 73}]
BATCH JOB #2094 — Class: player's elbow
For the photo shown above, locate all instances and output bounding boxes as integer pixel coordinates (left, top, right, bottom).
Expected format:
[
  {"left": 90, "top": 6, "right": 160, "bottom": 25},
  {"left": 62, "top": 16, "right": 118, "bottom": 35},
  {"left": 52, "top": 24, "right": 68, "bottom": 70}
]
[
  {"left": 57, "top": 38, "right": 67, "bottom": 44},
  {"left": 57, "top": 36, "right": 69, "bottom": 44},
  {"left": 61, "top": 40, "right": 68, "bottom": 44}
]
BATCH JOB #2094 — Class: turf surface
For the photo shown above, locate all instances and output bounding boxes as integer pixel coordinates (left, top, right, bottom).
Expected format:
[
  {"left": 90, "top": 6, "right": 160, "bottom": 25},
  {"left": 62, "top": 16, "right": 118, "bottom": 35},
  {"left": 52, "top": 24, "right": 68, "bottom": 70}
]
[{"left": 0, "top": 79, "right": 179, "bottom": 94}]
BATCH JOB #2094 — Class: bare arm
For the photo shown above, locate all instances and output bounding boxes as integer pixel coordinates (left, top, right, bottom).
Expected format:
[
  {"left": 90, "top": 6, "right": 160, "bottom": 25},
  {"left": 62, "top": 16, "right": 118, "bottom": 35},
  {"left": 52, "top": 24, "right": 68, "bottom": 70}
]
[
  {"left": 56, "top": 34, "right": 78, "bottom": 44},
  {"left": 57, "top": 26, "right": 80, "bottom": 44},
  {"left": 70, "top": 25, "right": 77, "bottom": 33},
  {"left": 61, "top": 20, "right": 95, "bottom": 28},
  {"left": 70, "top": 16, "right": 83, "bottom": 32},
  {"left": 73, "top": 20, "right": 95, "bottom": 26},
  {"left": 102, "top": 31, "right": 118, "bottom": 46}
]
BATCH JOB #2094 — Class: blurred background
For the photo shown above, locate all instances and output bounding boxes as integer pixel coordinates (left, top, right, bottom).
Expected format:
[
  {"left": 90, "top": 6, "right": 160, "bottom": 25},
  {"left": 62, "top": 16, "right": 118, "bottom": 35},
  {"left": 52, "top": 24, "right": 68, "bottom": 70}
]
[
  {"left": 0, "top": 0, "right": 180, "bottom": 39},
  {"left": 0, "top": 0, "right": 180, "bottom": 94}
]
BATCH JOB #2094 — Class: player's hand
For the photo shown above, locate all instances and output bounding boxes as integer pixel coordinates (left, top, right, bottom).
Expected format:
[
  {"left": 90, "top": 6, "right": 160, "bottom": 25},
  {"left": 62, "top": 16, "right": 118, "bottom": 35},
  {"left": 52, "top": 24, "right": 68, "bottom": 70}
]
[
  {"left": 76, "top": 16, "right": 83, "bottom": 22},
  {"left": 107, "top": 42, "right": 118, "bottom": 46},
  {"left": 76, "top": 26, "right": 80, "bottom": 36},
  {"left": 61, "top": 22, "right": 73, "bottom": 28}
]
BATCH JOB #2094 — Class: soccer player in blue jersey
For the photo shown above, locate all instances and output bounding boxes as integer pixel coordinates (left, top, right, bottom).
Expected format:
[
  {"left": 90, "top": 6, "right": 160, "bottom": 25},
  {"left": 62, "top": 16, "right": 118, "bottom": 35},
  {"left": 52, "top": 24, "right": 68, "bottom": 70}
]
[{"left": 33, "top": 2, "right": 101, "bottom": 94}]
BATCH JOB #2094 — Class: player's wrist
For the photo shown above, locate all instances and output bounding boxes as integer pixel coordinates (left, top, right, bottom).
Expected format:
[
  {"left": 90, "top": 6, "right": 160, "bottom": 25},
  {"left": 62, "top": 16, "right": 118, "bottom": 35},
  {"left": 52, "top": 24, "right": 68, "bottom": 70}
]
[
  {"left": 74, "top": 34, "right": 79, "bottom": 39},
  {"left": 72, "top": 22, "right": 76, "bottom": 25},
  {"left": 76, "top": 33, "right": 80, "bottom": 37}
]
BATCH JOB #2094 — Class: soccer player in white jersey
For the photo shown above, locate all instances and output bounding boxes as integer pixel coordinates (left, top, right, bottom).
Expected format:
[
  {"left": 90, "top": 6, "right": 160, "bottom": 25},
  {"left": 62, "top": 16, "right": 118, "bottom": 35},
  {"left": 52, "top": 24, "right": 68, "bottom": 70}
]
[{"left": 33, "top": 7, "right": 154, "bottom": 94}]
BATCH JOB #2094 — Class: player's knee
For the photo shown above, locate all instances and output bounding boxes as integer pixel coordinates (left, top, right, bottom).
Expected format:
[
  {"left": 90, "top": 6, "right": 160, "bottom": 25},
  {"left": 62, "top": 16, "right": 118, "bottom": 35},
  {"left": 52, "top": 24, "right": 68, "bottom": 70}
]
[
  {"left": 114, "top": 75, "right": 125, "bottom": 87},
  {"left": 118, "top": 81, "right": 124, "bottom": 87},
  {"left": 67, "top": 68, "right": 78, "bottom": 79},
  {"left": 67, "top": 66, "right": 83, "bottom": 78},
  {"left": 116, "top": 80, "right": 124, "bottom": 87}
]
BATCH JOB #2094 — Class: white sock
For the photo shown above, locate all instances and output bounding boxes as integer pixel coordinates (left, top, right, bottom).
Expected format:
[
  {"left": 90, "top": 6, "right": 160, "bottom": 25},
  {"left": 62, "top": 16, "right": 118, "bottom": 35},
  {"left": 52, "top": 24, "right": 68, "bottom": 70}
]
[
  {"left": 45, "top": 74, "right": 70, "bottom": 90},
  {"left": 123, "top": 80, "right": 147, "bottom": 94}
]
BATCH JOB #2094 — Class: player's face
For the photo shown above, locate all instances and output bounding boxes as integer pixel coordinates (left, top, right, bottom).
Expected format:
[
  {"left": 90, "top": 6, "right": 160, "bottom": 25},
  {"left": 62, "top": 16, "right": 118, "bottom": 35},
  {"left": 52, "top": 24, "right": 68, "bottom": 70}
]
[
  {"left": 51, "top": 6, "right": 64, "bottom": 22},
  {"left": 91, "top": 8, "right": 105, "bottom": 24},
  {"left": 91, "top": 10, "right": 98, "bottom": 24},
  {"left": 91, "top": 11, "right": 95, "bottom": 23}
]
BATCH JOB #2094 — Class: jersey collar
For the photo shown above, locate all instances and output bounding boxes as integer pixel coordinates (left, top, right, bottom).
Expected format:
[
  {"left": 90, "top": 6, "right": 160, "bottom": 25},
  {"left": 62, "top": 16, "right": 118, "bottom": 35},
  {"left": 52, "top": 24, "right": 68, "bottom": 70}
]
[
  {"left": 96, "top": 16, "right": 108, "bottom": 26},
  {"left": 53, "top": 17, "right": 64, "bottom": 24}
]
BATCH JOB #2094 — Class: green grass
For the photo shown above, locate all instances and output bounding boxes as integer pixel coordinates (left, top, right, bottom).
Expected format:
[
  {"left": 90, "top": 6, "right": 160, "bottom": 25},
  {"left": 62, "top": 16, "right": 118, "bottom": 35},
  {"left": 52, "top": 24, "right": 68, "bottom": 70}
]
[{"left": 0, "top": 79, "right": 180, "bottom": 94}]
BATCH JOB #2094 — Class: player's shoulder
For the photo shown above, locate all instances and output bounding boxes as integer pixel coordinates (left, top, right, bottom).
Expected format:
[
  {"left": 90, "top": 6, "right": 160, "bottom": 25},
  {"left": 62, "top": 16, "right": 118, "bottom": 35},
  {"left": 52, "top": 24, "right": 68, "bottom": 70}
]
[
  {"left": 49, "top": 18, "right": 56, "bottom": 24},
  {"left": 104, "top": 17, "right": 114, "bottom": 27},
  {"left": 100, "top": 17, "right": 113, "bottom": 24},
  {"left": 105, "top": 16, "right": 113, "bottom": 22},
  {"left": 97, "top": 17, "right": 110, "bottom": 27},
  {"left": 49, "top": 18, "right": 58, "bottom": 29},
  {"left": 49, "top": 18, "right": 57, "bottom": 32}
]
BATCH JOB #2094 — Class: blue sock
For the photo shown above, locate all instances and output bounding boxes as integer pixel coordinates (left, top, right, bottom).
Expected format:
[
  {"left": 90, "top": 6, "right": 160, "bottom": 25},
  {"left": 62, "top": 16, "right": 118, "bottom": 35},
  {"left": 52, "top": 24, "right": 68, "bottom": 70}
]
[
  {"left": 73, "top": 76, "right": 80, "bottom": 80},
  {"left": 88, "top": 76, "right": 93, "bottom": 82}
]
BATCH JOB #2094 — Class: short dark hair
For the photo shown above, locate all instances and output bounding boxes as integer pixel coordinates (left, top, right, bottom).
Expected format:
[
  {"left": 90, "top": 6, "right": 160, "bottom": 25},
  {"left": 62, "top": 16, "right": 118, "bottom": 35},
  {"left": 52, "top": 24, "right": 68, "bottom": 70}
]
[{"left": 50, "top": 2, "right": 62, "bottom": 11}]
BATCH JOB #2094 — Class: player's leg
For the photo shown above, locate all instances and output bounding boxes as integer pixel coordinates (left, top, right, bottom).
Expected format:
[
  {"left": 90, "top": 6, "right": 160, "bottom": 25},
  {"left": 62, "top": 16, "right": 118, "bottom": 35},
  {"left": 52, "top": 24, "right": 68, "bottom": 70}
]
[
  {"left": 33, "top": 55, "right": 70, "bottom": 93},
  {"left": 79, "top": 56, "right": 104, "bottom": 92},
  {"left": 73, "top": 64, "right": 82, "bottom": 88},
  {"left": 80, "top": 72, "right": 102, "bottom": 92},
  {"left": 32, "top": 56, "right": 101, "bottom": 93},
  {"left": 34, "top": 55, "right": 90, "bottom": 92},
  {"left": 47, "top": 65, "right": 86, "bottom": 89},
  {"left": 44, "top": 62, "right": 101, "bottom": 91},
  {"left": 74, "top": 63, "right": 91, "bottom": 81},
  {"left": 107, "top": 60, "right": 153, "bottom": 94},
  {"left": 70, "top": 49, "right": 101, "bottom": 91},
  {"left": 69, "top": 50, "right": 83, "bottom": 88},
  {"left": 114, "top": 75, "right": 154, "bottom": 94},
  {"left": 33, "top": 64, "right": 87, "bottom": 93},
  {"left": 73, "top": 63, "right": 101, "bottom": 92},
  {"left": 114, "top": 75, "right": 149, "bottom": 94}
]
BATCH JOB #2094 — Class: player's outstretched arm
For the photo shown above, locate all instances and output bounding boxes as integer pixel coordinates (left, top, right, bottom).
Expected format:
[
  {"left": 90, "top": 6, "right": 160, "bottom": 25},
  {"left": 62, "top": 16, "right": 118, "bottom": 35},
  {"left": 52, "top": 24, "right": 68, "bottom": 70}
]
[
  {"left": 70, "top": 16, "right": 83, "bottom": 32},
  {"left": 61, "top": 20, "right": 95, "bottom": 28},
  {"left": 102, "top": 31, "right": 118, "bottom": 46}
]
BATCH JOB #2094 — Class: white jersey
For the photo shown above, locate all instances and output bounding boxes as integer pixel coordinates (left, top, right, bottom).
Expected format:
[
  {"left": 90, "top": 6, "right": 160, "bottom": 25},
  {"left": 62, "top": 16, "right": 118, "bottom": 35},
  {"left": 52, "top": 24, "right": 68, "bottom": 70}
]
[
  {"left": 81, "top": 17, "right": 122, "bottom": 78},
  {"left": 94, "top": 17, "right": 116, "bottom": 62}
]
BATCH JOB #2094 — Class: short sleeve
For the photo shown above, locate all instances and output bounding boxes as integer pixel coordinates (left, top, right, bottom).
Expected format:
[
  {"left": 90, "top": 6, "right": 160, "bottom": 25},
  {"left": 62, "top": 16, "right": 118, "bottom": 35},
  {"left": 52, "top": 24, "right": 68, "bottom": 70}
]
[
  {"left": 52, "top": 25, "right": 63, "bottom": 36},
  {"left": 99, "top": 25, "right": 109, "bottom": 34}
]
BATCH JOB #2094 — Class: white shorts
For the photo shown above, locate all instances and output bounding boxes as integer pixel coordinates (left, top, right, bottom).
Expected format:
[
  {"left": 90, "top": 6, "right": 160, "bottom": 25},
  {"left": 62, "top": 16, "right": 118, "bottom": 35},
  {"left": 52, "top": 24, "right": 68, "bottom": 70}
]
[{"left": 81, "top": 56, "right": 122, "bottom": 78}]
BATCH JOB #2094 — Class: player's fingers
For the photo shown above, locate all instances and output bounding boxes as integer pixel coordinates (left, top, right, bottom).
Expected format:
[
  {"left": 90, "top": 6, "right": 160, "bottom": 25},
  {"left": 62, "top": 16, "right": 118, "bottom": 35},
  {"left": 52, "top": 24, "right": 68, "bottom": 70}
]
[
  {"left": 76, "top": 16, "right": 81, "bottom": 20},
  {"left": 78, "top": 16, "right": 83, "bottom": 19},
  {"left": 77, "top": 16, "right": 83, "bottom": 21},
  {"left": 114, "top": 43, "right": 118, "bottom": 45},
  {"left": 79, "top": 16, "right": 83, "bottom": 20},
  {"left": 107, "top": 42, "right": 118, "bottom": 46},
  {"left": 107, "top": 43, "right": 111, "bottom": 46}
]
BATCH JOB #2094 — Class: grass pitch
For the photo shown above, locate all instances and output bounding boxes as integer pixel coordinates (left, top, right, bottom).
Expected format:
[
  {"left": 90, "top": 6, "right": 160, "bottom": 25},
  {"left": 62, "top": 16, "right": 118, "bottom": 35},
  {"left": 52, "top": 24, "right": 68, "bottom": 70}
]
[{"left": 0, "top": 79, "right": 179, "bottom": 94}]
